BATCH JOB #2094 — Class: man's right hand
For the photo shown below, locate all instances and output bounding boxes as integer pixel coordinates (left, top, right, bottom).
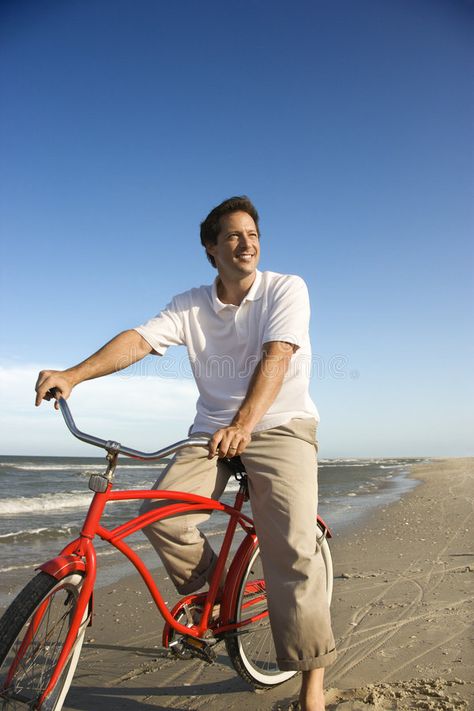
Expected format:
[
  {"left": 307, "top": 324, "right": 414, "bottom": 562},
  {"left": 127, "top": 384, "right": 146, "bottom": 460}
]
[{"left": 35, "top": 370, "right": 75, "bottom": 409}]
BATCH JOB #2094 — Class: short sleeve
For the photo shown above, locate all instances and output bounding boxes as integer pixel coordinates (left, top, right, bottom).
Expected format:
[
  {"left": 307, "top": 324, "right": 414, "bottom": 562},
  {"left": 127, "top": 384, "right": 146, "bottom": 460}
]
[
  {"left": 134, "top": 297, "right": 185, "bottom": 355},
  {"left": 262, "top": 275, "right": 310, "bottom": 348}
]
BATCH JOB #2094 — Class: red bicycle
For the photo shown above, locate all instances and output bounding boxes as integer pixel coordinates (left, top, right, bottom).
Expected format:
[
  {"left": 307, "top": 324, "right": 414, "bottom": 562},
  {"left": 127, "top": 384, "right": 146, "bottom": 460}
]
[{"left": 0, "top": 397, "right": 333, "bottom": 710}]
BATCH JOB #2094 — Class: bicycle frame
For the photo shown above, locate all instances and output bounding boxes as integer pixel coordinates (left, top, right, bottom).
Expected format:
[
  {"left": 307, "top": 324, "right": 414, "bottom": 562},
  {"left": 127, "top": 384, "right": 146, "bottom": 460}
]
[
  {"left": 36, "top": 477, "right": 255, "bottom": 704},
  {"left": 32, "top": 397, "right": 332, "bottom": 706}
]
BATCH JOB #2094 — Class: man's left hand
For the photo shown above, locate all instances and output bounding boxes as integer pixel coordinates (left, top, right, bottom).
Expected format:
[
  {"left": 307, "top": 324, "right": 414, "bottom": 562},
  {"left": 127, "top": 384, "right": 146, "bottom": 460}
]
[{"left": 208, "top": 424, "right": 251, "bottom": 459}]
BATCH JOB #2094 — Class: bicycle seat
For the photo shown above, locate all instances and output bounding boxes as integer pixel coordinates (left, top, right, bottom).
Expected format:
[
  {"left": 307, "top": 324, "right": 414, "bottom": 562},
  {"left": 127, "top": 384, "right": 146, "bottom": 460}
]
[{"left": 223, "top": 455, "right": 246, "bottom": 477}]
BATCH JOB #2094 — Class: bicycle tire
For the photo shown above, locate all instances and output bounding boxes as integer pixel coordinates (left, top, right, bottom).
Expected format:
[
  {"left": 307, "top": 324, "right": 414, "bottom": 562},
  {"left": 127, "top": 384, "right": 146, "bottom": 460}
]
[
  {"left": 0, "top": 571, "right": 88, "bottom": 710},
  {"left": 225, "top": 522, "right": 333, "bottom": 689}
]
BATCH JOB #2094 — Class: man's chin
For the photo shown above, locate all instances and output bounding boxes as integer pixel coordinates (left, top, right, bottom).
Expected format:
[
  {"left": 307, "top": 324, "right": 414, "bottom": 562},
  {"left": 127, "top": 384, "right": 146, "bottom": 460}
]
[
  {"left": 237, "top": 265, "right": 257, "bottom": 276},
  {"left": 234, "top": 259, "right": 258, "bottom": 273}
]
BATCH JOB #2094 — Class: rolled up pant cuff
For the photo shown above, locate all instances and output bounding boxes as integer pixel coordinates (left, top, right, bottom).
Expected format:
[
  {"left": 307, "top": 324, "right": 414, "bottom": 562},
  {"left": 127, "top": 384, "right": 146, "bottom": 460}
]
[{"left": 277, "top": 648, "right": 337, "bottom": 671}]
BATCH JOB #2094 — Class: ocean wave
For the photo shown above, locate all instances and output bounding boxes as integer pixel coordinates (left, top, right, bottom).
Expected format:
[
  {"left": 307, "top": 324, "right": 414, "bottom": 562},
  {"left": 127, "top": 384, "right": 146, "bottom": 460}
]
[
  {"left": 0, "top": 493, "right": 94, "bottom": 515},
  {"left": 0, "top": 482, "right": 238, "bottom": 516},
  {"left": 0, "top": 526, "right": 78, "bottom": 542},
  {"left": 95, "top": 541, "right": 153, "bottom": 558},
  {"left": 0, "top": 483, "right": 181, "bottom": 516},
  {"left": 0, "top": 527, "right": 49, "bottom": 540},
  {"left": 0, "top": 462, "right": 167, "bottom": 472},
  {"left": 319, "top": 462, "right": 371, "bottom": 468},
  {"left": 0, "top": 562, "right": 37, "bottom": 573},
  {"left": 319, "top": 459, "right": 414, "bottom": 467},
  {"left": 0, "top": 463, "right": 101, "bottom": 472}
]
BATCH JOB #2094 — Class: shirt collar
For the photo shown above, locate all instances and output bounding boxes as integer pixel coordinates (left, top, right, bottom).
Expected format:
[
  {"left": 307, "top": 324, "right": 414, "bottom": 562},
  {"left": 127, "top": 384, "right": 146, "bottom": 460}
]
[{"left": 211, "top": 270, "right": 263, "bottom": 313}]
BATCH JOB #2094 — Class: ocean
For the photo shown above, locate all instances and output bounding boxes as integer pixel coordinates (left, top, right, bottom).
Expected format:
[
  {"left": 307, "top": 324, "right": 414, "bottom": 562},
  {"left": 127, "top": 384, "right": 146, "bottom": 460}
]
[{"left": 0, "top": 455, "right": 423, "bottom": 607}]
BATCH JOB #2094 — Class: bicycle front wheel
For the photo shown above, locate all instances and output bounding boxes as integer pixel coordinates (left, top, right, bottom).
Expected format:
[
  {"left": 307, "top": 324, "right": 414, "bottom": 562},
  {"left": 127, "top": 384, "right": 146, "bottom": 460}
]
[
  {"left": 225, "top": 522, "right": 333, "bottom": 689},
  {"left": 0, "top": 571, "right": 88, "bottom": 710}
]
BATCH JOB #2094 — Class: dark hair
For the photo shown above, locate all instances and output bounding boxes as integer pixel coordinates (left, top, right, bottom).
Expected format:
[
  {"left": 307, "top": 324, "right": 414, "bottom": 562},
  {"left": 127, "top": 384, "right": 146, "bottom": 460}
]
[{"left": 200, "top": 195, "right": 260, "bottom": 268}]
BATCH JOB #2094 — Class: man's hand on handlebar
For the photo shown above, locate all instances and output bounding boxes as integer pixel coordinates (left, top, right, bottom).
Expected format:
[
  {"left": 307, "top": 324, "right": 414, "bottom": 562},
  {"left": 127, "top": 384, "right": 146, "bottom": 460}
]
[
  {"left": 35, "top": 370, "right": 75, "bottom": 409},
  {"left": 208, "top": 424, "right": 251, "bottom": 459}
]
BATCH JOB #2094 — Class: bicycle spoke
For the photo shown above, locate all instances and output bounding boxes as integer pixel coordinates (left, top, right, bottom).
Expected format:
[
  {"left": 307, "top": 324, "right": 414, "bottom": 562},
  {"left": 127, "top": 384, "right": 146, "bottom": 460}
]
[{"left": 0, "top": 574, "right": 86, "bottom": 711}]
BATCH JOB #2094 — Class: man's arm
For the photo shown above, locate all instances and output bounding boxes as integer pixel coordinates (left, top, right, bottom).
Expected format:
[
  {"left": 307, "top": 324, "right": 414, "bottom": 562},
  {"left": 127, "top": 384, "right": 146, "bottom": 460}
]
[
  {"left": 35, "top": 329, "right": 153, "bottom": 408},
  {"left": 208, "top": 340, "right": 296, "bottom": 458}
]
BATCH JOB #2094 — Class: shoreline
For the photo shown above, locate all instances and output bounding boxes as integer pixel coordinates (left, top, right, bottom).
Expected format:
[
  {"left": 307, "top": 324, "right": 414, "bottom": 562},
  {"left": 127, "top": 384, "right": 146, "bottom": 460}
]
[{"left": 54, "top": 456, "right": 474, "bottom": 710}]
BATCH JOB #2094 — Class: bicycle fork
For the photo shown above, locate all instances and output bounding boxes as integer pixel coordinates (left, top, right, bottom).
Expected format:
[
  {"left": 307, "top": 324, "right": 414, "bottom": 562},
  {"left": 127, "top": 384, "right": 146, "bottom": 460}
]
[{"left": 35, "top": 462, "right": 113, "bottom": 706}]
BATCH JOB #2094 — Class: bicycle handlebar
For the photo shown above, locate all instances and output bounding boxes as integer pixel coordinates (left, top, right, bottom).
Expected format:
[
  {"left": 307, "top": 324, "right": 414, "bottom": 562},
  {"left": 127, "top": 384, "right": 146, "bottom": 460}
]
[{"left": 56, "top": 397, "right": 210, "bottom": 460}]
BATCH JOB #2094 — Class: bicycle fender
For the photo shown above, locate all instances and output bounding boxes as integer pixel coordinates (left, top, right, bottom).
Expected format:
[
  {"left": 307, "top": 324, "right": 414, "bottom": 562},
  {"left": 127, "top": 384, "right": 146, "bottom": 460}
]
[
  {"left": 220, "top": 532, "right": 258, "bottom": 624},
  {"left": 38, "top": 555, "right": 94, "bottom": 626},
  {"left": 317, "top": 514, "right": 332, "bottom": 538},
  {"left": 38, "top": 554, "right": 87, "bottom": 579}
]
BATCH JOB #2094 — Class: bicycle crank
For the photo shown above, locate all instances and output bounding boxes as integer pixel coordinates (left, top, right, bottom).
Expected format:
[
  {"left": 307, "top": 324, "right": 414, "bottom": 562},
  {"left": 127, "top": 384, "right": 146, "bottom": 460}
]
[{"left": 170, "top": 634, "right": 218, "bottom": 663}]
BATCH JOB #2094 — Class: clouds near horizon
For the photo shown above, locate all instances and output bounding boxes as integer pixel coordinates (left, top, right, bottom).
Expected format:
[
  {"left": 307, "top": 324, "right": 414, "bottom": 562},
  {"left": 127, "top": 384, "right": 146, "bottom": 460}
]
[{"left": 0, "top": 364, "right": 198, "bottom": 456}]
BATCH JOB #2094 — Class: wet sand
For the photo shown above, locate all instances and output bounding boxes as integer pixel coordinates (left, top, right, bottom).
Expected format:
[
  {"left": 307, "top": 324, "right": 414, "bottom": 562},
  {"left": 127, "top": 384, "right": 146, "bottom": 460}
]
[{"left": 61, "top": 458, "right": 473, "bottom": 710}]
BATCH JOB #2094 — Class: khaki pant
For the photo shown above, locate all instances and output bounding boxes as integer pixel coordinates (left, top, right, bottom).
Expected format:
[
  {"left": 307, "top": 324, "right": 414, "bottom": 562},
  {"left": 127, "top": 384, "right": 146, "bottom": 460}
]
[{"left": 140, "top": 418, "right": 336, "bottom": 671}]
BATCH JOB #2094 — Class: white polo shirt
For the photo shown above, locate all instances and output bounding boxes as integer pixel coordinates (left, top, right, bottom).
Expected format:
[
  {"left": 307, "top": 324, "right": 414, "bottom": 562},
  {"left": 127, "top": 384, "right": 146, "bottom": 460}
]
[{"left": 134, "top": 270, "right": 319, "bottom": 434}]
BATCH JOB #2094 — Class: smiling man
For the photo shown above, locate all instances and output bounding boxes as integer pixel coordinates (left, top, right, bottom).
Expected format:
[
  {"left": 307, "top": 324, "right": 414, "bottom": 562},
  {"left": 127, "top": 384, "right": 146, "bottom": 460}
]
[{"left": 35, "top": 196, "right": 336, "bottom": 710}]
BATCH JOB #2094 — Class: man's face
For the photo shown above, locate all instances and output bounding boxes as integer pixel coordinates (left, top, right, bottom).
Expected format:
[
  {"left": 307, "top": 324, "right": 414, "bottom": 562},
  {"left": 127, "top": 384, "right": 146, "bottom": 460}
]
[{"left": 207, "top": 211, "right": 260, "bottom": 279}]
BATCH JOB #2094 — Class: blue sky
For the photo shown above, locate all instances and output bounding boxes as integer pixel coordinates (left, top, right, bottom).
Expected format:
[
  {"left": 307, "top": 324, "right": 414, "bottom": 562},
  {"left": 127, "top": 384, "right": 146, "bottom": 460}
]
[{"left": 1, "top": 0, "right": 472, "bottom": 457}]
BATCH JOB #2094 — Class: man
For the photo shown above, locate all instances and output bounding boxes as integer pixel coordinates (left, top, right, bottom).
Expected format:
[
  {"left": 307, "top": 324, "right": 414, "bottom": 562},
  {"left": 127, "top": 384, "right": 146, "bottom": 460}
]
[{"left": 35, "top": 196, "right": 336, "bottom": 711}]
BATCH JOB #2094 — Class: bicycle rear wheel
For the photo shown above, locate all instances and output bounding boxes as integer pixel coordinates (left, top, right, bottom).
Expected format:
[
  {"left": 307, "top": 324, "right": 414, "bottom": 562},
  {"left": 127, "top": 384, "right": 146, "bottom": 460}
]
[
  {"left": 0, "top": 571, "right": 88, "bottom": 710},
  {"left": 225, "top": 522, "right": 332, "bottom": 689}
]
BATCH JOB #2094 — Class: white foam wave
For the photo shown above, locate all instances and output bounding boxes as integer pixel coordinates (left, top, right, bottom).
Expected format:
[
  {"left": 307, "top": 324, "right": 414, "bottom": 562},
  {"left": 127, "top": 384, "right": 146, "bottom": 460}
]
[
  {"left": 95, "top": 541, "right": 154, "bottom": 558},
  {"left": 0, "top": 493, "right": 93, "bottom": 515},
  {"left": 0, "top": 563, "right": 36, "bottom": 573},
  {"left": 0, "top": 483, "right": 177, "bottom": 516},
  {"left": 2, "top": 462, "right": 167, "bottom": 472},
  {"left": 0, "top": 528, "right": 49, "bottom": 540},
  {"left": 0, "top": 526, "right": 78, "bottom": 541},
  {"left": 0, "top": 463, "right": 100, "bottom": 472},
  {"left": 319, "top": 459, "right": 413, "bottom": 467},
  {"left": 319, "top": 461, "right": 375, "bottom": 468}
]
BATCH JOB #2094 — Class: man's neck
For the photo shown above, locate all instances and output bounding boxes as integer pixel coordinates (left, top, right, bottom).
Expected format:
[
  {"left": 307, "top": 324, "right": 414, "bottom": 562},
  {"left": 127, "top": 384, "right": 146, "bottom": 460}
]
[{"left": 216, "top": 272, "right": 256, "bottom": 306}]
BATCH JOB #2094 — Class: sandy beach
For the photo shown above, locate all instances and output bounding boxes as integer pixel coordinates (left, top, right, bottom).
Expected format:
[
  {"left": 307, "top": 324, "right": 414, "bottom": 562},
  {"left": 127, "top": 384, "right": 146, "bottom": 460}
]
[{"left": 58, "top": 457, "right": 473, "bottom": 710}]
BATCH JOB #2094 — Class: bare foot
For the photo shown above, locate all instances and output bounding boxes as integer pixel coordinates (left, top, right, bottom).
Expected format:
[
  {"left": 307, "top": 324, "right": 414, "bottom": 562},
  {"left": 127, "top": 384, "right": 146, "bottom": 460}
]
[{"left": 299, "top": 668, "right": 325, "bottom": 711}]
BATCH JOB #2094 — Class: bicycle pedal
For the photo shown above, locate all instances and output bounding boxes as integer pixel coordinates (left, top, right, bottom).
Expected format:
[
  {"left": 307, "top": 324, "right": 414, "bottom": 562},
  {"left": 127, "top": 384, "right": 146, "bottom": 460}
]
[{"left": 181, "top": 636, "right": 217, "bottom": 663}]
